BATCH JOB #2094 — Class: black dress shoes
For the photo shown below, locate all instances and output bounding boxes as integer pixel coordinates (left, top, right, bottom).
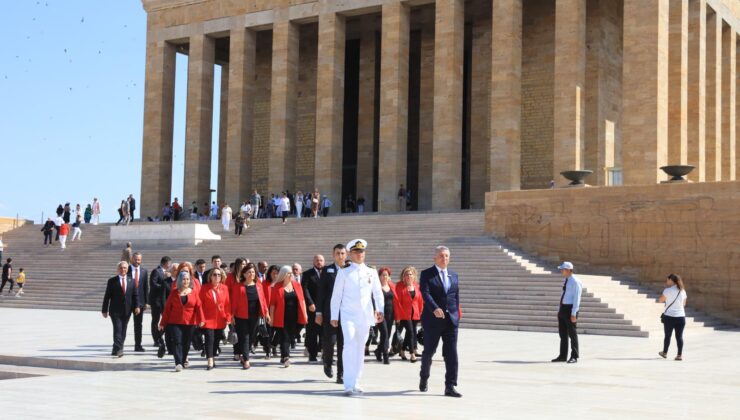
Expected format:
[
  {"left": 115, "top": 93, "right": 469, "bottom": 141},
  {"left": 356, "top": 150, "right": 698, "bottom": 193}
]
[
  {"left": 323, "top": 364, "right": 334, "bottom": 378},
  {"left": 336, "top": 373, "right": 343, "bottom": 384},
  {"left": 135, "top": 346, "right": 146, "bottom": 352},
  {"left": 111, "top": 350, "right": 117, "bottom": 356},
  {"left": 419, "top": 378, "right": 428, "bottom": 392},
  {"left": 567, "top": 357, "right": 578, "bottom": 364},
  {"left": 551, "top": 357, "right": 567, "bottom": 362},
  {"left": 116, "top": 350, "right": 124, "bottom": 358},
  {"left": 444, "top": 387, "right": 462, "bottom": 398}
]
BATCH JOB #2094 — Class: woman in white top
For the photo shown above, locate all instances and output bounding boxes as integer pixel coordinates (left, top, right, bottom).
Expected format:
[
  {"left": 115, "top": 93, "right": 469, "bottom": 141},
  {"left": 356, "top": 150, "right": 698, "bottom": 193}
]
[
  {"left": 221, "top": 204, "right": 232, "bottom": 232},
  {"left": 279, "top": 193, "right": 291, "bottom": 225},
  {"left": 295, "top": 191, "right": 303, "bottom": 219},
  {"left": 658, "top": 274, "right": 688, "bottom": 360}
]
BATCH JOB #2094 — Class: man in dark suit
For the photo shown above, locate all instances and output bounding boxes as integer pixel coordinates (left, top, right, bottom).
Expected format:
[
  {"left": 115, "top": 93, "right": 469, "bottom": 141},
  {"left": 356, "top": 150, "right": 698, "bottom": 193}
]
[
  {"left": 149, "top": 256, "right": 172, "bottom": 352},
  {"left": 128, "top": 252, "right": 149, "bottom": 352},
  {"left": 419, "top": 245, "right": 462, "bottom": 398},
  {"left": 102, "top": 261, "right": 140, "bottom": 357},
  {"left": 302, "top": 254, "right": 325, "bottom": 362},
  {"left": 315, "top": 244, "right": 347, "bottom": 383},
  {"left": 128, "top": 195, "right": 136, "bottom": 222}
]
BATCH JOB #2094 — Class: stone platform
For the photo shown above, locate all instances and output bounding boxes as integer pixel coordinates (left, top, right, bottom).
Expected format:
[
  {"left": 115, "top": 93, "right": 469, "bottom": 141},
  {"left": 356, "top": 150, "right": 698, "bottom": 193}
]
[
  {"left": 0, "top": 307, "right": 738, "bottom": 418},
  {"left": 110, "top": 222, "right": 221, "bottom": 247}
]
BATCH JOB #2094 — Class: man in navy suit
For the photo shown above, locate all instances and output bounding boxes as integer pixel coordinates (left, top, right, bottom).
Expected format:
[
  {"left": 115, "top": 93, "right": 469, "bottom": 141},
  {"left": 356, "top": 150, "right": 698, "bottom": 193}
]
[
  {"left": 128, "top": 252, "right": 149, "bottom": 352},
  {"left": 419, "top": 246, "right": 462, "bottom": 398},
  {"left": 102, "top": 261, "right": 140, "bottom": 357}
]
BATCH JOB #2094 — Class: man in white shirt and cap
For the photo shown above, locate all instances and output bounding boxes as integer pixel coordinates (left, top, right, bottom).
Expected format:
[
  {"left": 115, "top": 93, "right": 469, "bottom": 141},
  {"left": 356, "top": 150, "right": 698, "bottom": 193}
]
[
  {"left": 330, "top": 239, "right": 384, "bottom": 396},
  {"left": 552, "top": 261, "right": 582, "bottom": 364}
]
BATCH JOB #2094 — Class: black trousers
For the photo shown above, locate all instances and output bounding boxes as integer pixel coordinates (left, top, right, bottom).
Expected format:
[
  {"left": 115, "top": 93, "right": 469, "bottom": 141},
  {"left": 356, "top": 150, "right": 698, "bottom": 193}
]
[
  {"left": 0, "top": 278, "right": 13, "bottom": 293},
  {"left": 203, "top": 328, "right": 223, "bottom": 359},
  {"left": 662, "top": 315, "right": 686, "bottom": 355},
  {"left": 281, "top": 210, "right": 288, "bottom": 222},
  {"left": 305, "top": 312, "right": 321, "bottom": 359},
  {"left": 376, "top": 316, "right": 394, "bottom": 355},
  {"left": 167, "top": 324, "right": 193, "bottom": 366},
  {"left": 150, "top": 305, "right": 163, "bottom": 345},
  {"left": 43, "top": 231, "right": 53, "bottom": 244},
  {"left": 278, "top": 321, "right": 298, "bottom": 360},
  {"left": 110, "top": 312, "right": 132, "bottom": 352},
  {"left": 133, "top": 309, "right": 144, "bottom": 347},
  {"left": 398, "top": 319, "right": 419, "bottom": 351},
  {"left": 322, "top": 318, "right": 343, "bottom": 375},
  {"left": 235, "top": 317, "right": 259, "bottom": 361},
  {"left": 420, "top": 317, "right": 458, "bottom": 388},
  {"left": 235, "top": 224, "right": 243, "bottom": 236},
  {"left": 558, "top": 304, "right": 579, "bottom": 359}
]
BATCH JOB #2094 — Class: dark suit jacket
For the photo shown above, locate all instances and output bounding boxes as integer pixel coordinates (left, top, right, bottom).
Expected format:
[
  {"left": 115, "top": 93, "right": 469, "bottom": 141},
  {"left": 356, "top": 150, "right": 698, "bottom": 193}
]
[
  {"left": 301, "top": 267, "right": 322, "bottom": 308},
  {"left": 102, "top": 275, "right": 138, "bottom": 316},
  {"left": 149, "top": 266, "right": 171, "bottom": 309},
  {"left": 316, "top": 263, "right": 342, "bottom": 317},
  {"left": 419, "top": 266, "right": 461, "bottom": 328},
  {"left": 128, "top": 265, "right": 149, "bottom": 308}
]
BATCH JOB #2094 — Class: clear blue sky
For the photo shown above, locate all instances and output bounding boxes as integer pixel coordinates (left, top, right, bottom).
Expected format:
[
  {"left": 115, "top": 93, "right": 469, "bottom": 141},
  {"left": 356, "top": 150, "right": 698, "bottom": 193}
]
[{"left": 1, "top": 1, "right": 223, "bottom": 223}]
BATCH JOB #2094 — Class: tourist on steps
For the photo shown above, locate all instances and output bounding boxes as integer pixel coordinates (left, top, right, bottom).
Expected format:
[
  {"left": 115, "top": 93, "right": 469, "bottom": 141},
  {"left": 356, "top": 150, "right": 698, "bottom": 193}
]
[
  {"left": 552, "top": 261, "right": 582, "bottom": 364},
  {"left": 658, "top": 274, "right": 688, "bottom": 361}
]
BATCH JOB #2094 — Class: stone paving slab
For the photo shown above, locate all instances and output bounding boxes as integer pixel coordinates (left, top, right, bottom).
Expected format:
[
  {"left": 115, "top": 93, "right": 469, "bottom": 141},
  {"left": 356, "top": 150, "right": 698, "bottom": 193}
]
[{"left": 0, "top": 308, "right": 738, "bottom": 418}]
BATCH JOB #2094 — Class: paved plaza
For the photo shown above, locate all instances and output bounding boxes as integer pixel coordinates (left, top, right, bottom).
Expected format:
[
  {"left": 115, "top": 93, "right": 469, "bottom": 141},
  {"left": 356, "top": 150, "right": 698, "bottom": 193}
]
[{"left": 0, "top": 308, "right": 737, "bottom": 418}]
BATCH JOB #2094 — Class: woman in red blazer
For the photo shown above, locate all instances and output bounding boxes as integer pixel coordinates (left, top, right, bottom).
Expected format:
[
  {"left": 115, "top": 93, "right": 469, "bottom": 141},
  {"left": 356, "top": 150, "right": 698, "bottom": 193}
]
[
  {"left": 171, "top": 261, "right": 200, "bottom": 294},
  {"left": 395, "top": 266, "right": 424, "bottom": 362},
  {"left": 159, "top": 270, "right": 204, "bottom": 372},
  {"left": 268, "top": 266, "right": 307, "bottom": 367},
  {"left": 231, "top": 262, "right": 270, "bottom": 369},
  {"left": 262, "top": 264, "right": 280, "bottom": 357},
  {"left": 373, "top": 267, "right": 398, "bottom": 364},
  {"left": 200, "top": 268, "right": 231, "bottom": 370}
]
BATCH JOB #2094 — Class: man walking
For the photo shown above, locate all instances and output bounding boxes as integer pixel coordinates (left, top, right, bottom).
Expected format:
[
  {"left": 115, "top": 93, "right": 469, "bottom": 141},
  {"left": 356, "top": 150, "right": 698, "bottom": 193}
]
[
  {"left": 419, "top": 245, "right": 462, "bottom": 398},
  {"left": 102, "top": 261, "right": 140, "bottom": 357},
  {"left": 128, "top": 252, "right": 149, "bottom": 352},
  {"left": 0, "top": 258, "right": 13, "bottom": 296},
  {"left": 128, "top": 195, "right": 137, "bottom": 222},
  {"left": 316, "top": 244, "right": 346, "bottom": 383},
  {"left": 321, "top": 195, "right": 332, "bottom": 217},
  {"left": 302, "top": 255, "right": 324, "bottom": 362},
  {"left": 149, "top": 256, "right": 172, "bottom": 355},
  {"left": 552, "top": 261, "right": 582, "bottom": 364},
  {"left": 251, "top": 190, "right": 262, "bottom": 219},
  {"left": 398, "top": 184, "right": 407, "bottom": 211},
  {"left": 330, "top": 239, "right": 384, "bottom": 396}
]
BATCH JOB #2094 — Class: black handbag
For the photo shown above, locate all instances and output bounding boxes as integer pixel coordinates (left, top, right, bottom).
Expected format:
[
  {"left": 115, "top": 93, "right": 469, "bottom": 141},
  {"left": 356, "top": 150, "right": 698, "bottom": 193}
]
[
  {"left": 661, "top": 291, "right": 681, "bottom": 323},
  {"left": 417, "top": 327, "right": 425, "bottom": 346}
]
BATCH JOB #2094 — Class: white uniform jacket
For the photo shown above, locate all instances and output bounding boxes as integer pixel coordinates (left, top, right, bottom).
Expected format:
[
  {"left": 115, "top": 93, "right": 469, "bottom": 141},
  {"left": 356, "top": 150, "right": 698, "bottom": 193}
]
[{"left": 330, "top": 262, "right": 384, "bottom": 325}]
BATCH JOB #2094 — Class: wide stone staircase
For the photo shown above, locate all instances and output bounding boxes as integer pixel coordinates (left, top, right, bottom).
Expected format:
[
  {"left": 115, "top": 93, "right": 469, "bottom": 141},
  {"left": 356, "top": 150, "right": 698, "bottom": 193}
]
[{"left": 0, "top": 211, "right": 647, "bottom": 337}]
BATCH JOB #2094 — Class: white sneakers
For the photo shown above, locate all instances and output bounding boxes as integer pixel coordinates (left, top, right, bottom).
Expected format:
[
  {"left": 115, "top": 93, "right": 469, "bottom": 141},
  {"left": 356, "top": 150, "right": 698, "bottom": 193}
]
[
  {"left": 175, "top": 364, "right": 183, "bottom": 372},
  {"left": 343, "top": 386, "right": 364, "bottom": 396}
]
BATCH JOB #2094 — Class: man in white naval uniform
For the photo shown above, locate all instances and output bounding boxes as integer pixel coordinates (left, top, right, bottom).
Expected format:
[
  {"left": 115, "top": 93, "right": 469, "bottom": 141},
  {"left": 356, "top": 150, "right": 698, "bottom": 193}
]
[{"left": 330, "top": 239, "right": 384, "bottom": 396}]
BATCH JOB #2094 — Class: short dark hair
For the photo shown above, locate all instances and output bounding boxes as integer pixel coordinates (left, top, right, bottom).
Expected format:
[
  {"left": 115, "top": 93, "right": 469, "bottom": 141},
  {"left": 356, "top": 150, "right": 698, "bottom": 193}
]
[
  {"left": 195, "top": 259, "right": 206, "bottom": 266},
  {"left": 333, "top": 244, "right": 345, "bottom": 251},
  {"left": 220, "top": 263, "right": 228, "bottom": 269},
  {"left": 240, "top": 262, "right": 257, "bottom": 282},
  {"left": 6, "top": 258, "right": 11, "bottom": 263},
  {"left": 211, "top": 255, "right": 221, "bottom": 262},
  {"left": 160, "top": 256, "right": 172, "bottom": 265},
  {"left": 19, "top": 268, "right": 24, "bottom": 272}
]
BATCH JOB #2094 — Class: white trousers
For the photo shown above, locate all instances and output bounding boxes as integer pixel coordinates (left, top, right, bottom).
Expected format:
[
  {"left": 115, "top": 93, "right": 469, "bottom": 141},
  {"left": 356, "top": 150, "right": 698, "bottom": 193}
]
[
  {"left": 341, "top": 316, "right": 370, "bottom": 391},
  {"left": 59, "top": 235, "right": 67, "bottom": 249},
  {"left": 92, "top": 214, "right": 99, "bottom": 225},
  {"left": 222, "top": 219, "right": 230, "bottom": 231},
  {"left": 71, "top": 227, "right": 82, "bottom": 241},
  {"left": 295, "top": 203, "right": 303, "bottom": 218}
]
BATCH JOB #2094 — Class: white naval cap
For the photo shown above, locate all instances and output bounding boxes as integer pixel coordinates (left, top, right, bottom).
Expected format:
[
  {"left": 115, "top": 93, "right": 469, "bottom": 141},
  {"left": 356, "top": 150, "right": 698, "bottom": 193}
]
[
  {"left": 347, "top": 239, "right": 367, "bottom": 252},
  {"left": 557, "top": 261, "right": 574, "bottom": 270}
]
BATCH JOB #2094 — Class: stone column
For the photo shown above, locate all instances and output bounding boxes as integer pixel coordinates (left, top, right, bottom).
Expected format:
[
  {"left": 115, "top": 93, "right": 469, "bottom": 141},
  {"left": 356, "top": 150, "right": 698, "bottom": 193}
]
[
  {"left": 668, "top": 0, "right": 689, "bottom": 165},
  {"left": 184, "top": 34, "right": 216, "bottom": 208},
  {"left": 553, "top": 0, "right": 586, "bottom": 184},
  {"left": 314, "top": 13, "right": 346, "bottom": 210},
  {"left": 469, "top": 12, "right": 492, "bottom": 208},
  {"left": 705, "top": 11, "right": 722, "bottom": 181},
  {"left": 217, "top": 63, "right": 229, "bottom": 206},
  {"left": 490, "top": 0, "right": 522, "bottom": 192},
  {"left": 269, "top": 20, "right": 299, "bottom": 193},
  {"left": 737, "top": 34, "right": 740, "bottom": 179},
  {"left": 140, "top": 41, "right": 176, "bottom": 219},
  {"left": 622, "top": 0, "right": 669, "bottom": 184},
  {"left": 356, "top": 21, "right": 378, "bottom": 211},
  {"left": 432, "top": 0, "right": 464, "bottom": 210},
  {"left": 378, "top": 2, "right": 410, "bottom": 212},
  {"left": 721, "top": 25, "right": 736, "bottom": 180},
  {"left": 417, "top": 23, "right": 435, "bottom": 211},
  {"left": 224, "top": 28, "right": 256, "bottom": 209},
  {"left": 687, "top": 0, "right": 706, "bottom": 181}
]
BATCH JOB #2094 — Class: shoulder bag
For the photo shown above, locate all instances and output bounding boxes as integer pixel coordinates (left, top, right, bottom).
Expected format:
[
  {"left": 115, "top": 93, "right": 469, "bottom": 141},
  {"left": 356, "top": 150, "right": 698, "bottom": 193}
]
[{"left": 661, "top": 290, "right": 681, "bottom": 323}]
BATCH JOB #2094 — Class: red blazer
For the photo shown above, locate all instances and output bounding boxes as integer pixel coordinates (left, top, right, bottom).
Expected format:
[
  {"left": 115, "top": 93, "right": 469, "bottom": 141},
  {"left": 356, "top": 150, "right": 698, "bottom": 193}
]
[
  {"left": 231, "top": 281, "right": 269, "bottom": 319},
  {"left": 269, "top": 280, "right": 307, "bottom": 328},
  {"left": 160, "top": 291, "right": 204, "bottom": 328},
  {"left": 395, "top": 281, "right": 424, "bottom": 321},
  {"left": 225, "top": 273, "right": 238, "bottom": 294},
  {"left": 199, "top": 283, "right": 232, "bottom": 329}
]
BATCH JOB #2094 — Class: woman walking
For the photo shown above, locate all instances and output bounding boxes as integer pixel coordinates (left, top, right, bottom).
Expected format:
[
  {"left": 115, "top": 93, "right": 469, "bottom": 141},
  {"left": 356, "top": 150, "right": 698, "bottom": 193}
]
[
  {"left": 221, "top": 203, "right": 232, "bottom": 232},
  {"left": 159, "top": 271, "right": 205, "bottom": 372},
  {"left": 268, "top": 266, "right": 307, "bottom": 367},
  {"left": 231, "top": 262, "right": 270, "bottom": 368},
  {"left": 374, "top": 267, "right": 397, "bottom": 364},
  {"left": 658, "top": 274, "right": 688, "bottom": 361},
  {"left": 395, "top": 266, "right": 423, "bottom": 362},
  {"left": 295, "top": 191, "right": 304, "bottom": 219},
  {"left": 200, "top": 268, "right": 231, "bottom": 370},
  {"left": 311, "top": 189, "right": 320, "bottom": 218},
  {"left": 279, "top": 193, "right": 291, "bottom": 225}
]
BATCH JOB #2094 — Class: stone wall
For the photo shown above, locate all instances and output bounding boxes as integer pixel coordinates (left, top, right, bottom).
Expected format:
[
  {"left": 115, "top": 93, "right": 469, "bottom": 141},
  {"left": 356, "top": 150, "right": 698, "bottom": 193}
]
[
  {"left": 251, "top": 31, "right": 273, "bottom": 195},
  {"left": 295, "top": 23, "right": 318, "bottom": 193},
  {"left": 0, "top": 218, "right": 29, "bottom": 236},
  {"left": 521, "top": 0, "right": 555, "bottom": 190},
  {"left": 485, "top": 181, "right": 740, "bottom": 324}
]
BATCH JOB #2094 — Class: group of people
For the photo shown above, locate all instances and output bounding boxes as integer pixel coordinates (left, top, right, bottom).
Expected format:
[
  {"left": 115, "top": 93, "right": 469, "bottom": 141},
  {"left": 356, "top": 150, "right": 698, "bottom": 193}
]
[
  {"left": 101, "top": 241, "right": 463, "bottom": 397},
  {"left": 115, "top": 194, "right": 137, "bottom": 226},
  {"left": 40, "top": 201, "right": 101, "bottom": 249},
  {"left": 0, "top": 257, "right": 26, "bottom": 297}
]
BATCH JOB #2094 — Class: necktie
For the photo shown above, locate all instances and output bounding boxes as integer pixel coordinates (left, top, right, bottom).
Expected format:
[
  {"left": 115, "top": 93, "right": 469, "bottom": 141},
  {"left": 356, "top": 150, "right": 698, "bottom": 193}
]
[
  {"left": 560, "top": 278, "right": 568, "bottom": 304},
  {"left": 134, "top": 268, "right": 139, "bottom": 289},
  {"left": 442, "top": 270, "right": 449, "bottom": 292},
  {"left": 121, "top": 277, "right": 126, "bottom": 294}
]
